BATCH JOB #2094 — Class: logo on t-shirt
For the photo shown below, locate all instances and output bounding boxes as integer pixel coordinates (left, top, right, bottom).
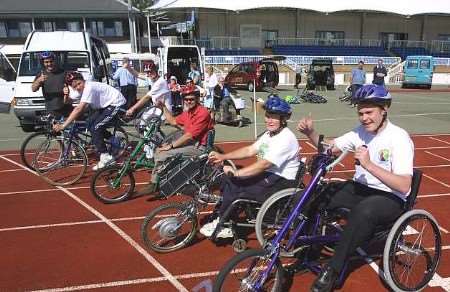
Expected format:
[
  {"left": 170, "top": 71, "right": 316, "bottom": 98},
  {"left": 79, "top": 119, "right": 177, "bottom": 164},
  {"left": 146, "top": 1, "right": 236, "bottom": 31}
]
[
  {"left": 258, "top": 143, "right": 269, "bottom": 160},
  {"left": 378, "top": 149, "right": 390, "bottom": 162}
]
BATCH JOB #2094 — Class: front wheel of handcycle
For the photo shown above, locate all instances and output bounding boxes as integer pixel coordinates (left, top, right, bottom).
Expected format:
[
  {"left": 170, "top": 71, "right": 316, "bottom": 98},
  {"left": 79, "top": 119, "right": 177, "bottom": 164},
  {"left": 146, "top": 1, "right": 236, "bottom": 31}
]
[
  {"left": 33, "top": 137, "right": 88, "bottom": 186},
  {"left": 141, "top": 202, "right": 197, "bottom": 253},
  {"left": 383, "top": 209, "right": 442, "bottom": 292},
  {"left": 213, "top": 248, "right": 285, "bottom": 292},
  {"left": 90, "top": 165, "right": 135, "bottom": 204}
]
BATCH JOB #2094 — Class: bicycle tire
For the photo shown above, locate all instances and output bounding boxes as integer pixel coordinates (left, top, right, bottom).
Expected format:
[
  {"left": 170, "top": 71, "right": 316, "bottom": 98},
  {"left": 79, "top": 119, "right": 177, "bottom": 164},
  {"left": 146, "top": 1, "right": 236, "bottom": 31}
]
[
  {"left": 20, "top": 131, "right": 54, "bottom": 170},
  {"left": 34, "top": 137, "right": 88, "bottom": 186},
  {"left": 141, "top": 202, "right": 197, "bottom": 253},
  {"left": 90, "top": 165, "right": 135, "bottom": 204},
  {"left": 213, "top": 248, "right": 284, "bottom": 292}
]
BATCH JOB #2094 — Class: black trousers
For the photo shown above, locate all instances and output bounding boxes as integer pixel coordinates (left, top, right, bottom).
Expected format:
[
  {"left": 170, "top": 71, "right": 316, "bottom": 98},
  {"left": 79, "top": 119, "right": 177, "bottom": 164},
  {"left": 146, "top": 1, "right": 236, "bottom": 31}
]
[
  {"left": 120, "top": 85, "right": 137, "bottom": 109},
  {"left": 320, "top": 181, "right": 404, "bottom": 273},
  {"left": 218, "top": 172, "right": 295, "bottom": 216}
]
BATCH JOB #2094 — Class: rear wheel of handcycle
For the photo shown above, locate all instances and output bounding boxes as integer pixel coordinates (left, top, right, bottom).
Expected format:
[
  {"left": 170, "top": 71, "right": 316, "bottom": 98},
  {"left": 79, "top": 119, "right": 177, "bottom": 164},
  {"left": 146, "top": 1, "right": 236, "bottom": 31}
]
[
  {"left": 90, "top": 165, "right": 135, "bottom": 204},
  {"left": 34, "top": 137, "right": 88, "bottom": 186},
  {"left": 213, "top": 248, "right": 285, "bottom": 292},
  {"left": 383, "top": 209, "right": 441, "bottom": 292},
  {"left": 141, "top": 202, "right": 197, "bottom": 253},
  {"left": 20, "top": 132, "right": 54, "bottom": 170}
]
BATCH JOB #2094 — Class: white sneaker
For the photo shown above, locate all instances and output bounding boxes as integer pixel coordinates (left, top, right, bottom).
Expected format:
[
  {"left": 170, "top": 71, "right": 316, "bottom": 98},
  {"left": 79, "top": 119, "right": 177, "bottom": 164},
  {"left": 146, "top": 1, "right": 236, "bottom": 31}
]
[
  {"left": 199, "top": 217, "right": 219, "bottom": 237},
  {"left": 92, "top": 153, "right": 114, "bottom": 171},
  {"left": 216, "top": 227, "right": 233, "bottom": 239}
]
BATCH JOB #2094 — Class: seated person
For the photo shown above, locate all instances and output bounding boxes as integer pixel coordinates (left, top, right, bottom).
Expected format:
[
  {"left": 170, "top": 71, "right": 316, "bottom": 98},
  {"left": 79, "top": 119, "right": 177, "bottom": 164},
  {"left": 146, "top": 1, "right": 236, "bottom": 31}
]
[
  {"left": 297, "top": 85, "right": 414, "bottom": 292},
  {"left": 213, "top": 76, "right": 243, "bottom": 123},
  {"left": 53, "top": 71, "right": 127, "bottom": 170},
  {"left": 134, "top": 85, "right": 214, "bottom": 195},
  {"left": 200, "top": 95, "right": 300, "bottom": 238},
  {"left": 168, "top": 75, "right": 182, "bottom": 114}
]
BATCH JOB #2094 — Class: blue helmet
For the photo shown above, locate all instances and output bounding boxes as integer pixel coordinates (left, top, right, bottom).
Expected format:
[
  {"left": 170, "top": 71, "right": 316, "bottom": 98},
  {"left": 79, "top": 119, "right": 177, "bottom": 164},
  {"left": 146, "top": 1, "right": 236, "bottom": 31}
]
[
  {"left": 352, "top": 84, "right": 392, "bottom": 107},
  {"left": 40, "top": 51, "right": 55, "bottom": 60},
  {"left": 263, "top": 95, "right": 292, "bottom": 117}
]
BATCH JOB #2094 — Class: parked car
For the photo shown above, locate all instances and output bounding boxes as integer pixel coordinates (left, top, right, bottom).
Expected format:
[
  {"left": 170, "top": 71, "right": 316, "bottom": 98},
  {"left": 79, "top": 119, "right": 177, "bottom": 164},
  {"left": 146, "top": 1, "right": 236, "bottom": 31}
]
[
  {"left": 225, "top": 57, "right": 284, "bottom": 91},
  {"left": 402, "top": 55, "right": 434, "bottom": 89},
  {"left": 14, "top": 31, "right": 112, "bottom": 132},
  {"left": 306, "top": 58, "right": 335, "bottom": 90}
]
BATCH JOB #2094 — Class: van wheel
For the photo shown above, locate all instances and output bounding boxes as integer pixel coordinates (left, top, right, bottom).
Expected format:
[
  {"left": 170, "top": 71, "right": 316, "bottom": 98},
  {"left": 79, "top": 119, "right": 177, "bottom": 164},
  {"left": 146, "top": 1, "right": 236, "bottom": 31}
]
[
  {"left": 20, "top": 123, "right": 35, "bottom": 133},
  {"left": 247, "top": 82, "right": 255, "bottom": 92},
  {"left": 427, "top": 84, "right": 432, "bottom": 89}
]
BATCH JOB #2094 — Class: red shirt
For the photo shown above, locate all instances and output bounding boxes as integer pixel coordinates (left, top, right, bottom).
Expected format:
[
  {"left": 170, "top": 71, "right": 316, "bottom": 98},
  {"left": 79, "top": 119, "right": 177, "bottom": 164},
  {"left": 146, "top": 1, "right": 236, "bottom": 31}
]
[{"left": 175, "top": 105, "right": 214, "bottom": 146}]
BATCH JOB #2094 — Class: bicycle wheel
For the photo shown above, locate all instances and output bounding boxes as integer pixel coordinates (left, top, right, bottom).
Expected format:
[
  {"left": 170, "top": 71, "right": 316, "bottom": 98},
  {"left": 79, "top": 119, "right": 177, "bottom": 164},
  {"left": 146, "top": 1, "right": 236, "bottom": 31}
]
[
  {"left": 90, "top": 165, "right": 135, "bottom": 204},
  {"left": 383, "top": 209, "right": 442, "bottom": 292},
  {"left": 255, "top": 188, "right": 302, "bottom": 247},
  {"left": 213, "top": 248, "right": 284, "bottom": 292},
  {"left": 107, "top": 126, "right": 129, "bottom": 159},
  {"left": 34, "top": 138, "right": 88, "bottom": 186},
  {"left": 141, "top": 202, "right": 197, "bottom": 253},
  {"left": 20, "top": 132, "right": 54, "bottom": 170}
]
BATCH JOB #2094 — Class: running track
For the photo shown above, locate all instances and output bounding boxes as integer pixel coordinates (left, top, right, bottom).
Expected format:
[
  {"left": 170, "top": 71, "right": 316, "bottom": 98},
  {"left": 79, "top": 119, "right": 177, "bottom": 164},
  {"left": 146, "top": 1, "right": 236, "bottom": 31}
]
[{"left": 0, "top": 134, "right": 449, "bottom": 291}]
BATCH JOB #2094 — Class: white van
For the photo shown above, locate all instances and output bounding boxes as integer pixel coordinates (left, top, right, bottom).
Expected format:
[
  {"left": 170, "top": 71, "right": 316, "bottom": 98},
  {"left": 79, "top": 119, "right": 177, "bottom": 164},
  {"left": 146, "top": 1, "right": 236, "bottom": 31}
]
[
  {"left": 0, "top": 47, "right": 16, "bottom": 113},
  {"left": 158, "top": 45, "right": 204, "bottom": 84},
  {"left": 14, "top": 31, "right": 112, "bottom": 132}
]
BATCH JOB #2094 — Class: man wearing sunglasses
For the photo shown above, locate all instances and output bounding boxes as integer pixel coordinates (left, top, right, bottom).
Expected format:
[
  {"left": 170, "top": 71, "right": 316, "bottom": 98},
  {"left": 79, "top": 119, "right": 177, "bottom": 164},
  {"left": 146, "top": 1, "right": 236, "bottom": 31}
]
[{"left": 136, "top": 85, "right": 214, "bottom": 195}]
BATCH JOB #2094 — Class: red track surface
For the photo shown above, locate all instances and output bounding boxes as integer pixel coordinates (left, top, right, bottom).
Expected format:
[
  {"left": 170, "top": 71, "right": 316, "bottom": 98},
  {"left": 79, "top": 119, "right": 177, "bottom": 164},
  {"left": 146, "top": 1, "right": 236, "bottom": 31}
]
[{"left": 0, "top": 134, "right": 449, "bottom": 291}]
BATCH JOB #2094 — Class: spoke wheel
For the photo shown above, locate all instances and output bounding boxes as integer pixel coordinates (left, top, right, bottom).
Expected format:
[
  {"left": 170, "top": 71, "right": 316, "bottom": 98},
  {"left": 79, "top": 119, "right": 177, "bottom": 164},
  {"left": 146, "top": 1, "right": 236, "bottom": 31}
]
[
  {"left": 20, "top": 132, "right": 54, "bottom": 170},
  {"left": 90, "top": 165, "right": 135, "bottom": 204},
  {"left": 141, "top": 202, "right": 197, "bottom": 253}
]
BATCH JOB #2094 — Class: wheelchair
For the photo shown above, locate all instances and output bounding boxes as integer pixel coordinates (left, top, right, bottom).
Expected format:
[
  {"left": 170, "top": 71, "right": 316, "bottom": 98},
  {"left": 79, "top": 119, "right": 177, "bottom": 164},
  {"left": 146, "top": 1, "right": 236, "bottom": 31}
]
[
  {"left": 214, "top": 139, "right": 441, "bottom": 292},
  {"left": 214, "top": 94, "right": 249, "bottom": 128}
]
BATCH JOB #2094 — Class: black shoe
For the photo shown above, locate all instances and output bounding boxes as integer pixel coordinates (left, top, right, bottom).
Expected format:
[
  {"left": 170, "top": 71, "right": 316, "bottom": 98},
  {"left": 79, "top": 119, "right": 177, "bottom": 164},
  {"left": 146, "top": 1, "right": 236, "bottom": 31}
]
[
  {"left": 135, "top": 182, "right": 158, "bottom": 196},
  {"left": 310, "top": 265, "right": 338, "bottom": 292}
]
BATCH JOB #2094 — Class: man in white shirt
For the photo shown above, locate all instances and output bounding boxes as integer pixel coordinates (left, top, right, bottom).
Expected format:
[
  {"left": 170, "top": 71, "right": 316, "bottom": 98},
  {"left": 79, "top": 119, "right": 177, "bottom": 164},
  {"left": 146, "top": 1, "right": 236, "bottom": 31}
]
[
  {"left": 298, "top": 84, "right": 413, "bottom": 292},
  {"left": 53, "top": 71, "right": 126, "bottom": 170}
]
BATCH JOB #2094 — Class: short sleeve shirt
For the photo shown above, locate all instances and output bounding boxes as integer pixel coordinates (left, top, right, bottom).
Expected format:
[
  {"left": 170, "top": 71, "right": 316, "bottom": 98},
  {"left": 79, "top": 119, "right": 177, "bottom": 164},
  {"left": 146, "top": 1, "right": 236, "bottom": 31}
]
[
  {"left": 252, "top": 128, "right": 301, "bottom": 180},
  {"left": 175, "top": 105, "right": 214, "bottom": 145},
  {"left": 80, "top": 81, "right": 126, "bottom": 109},
  {"left": 147, "top": 76, "right": 171, "bottom": 109},
  {"left": 334, "top": 121, "right": 414, "bottom": 199}
]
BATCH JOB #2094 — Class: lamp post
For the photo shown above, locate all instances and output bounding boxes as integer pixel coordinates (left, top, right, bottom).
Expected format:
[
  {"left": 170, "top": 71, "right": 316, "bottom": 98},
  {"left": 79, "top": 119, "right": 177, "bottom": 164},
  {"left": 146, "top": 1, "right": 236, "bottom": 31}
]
[{"left": 128, "top": 0, "right": 136, "bottom": 53}]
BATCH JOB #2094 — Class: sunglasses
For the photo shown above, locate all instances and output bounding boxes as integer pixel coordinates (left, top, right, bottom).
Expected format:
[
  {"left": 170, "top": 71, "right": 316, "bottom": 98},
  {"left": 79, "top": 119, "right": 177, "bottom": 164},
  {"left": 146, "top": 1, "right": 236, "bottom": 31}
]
[{"left": 184, "top": 98, "right": 196, "bottom": 102}]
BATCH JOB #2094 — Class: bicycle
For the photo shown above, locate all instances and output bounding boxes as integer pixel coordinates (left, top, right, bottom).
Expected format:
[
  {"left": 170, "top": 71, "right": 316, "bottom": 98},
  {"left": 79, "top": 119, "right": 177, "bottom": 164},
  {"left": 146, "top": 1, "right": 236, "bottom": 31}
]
[
  {"left": 90, "top": 107, "right": 180, "bottom": 203},
  {"left": 30, "top": 113, "right": 129, "bottom": 186},
  {"left": 21, "top": 112, "right": 129, "bottom": 171},
  {"left": 213, "top": 137, "right": 441, "bottom": 292}
]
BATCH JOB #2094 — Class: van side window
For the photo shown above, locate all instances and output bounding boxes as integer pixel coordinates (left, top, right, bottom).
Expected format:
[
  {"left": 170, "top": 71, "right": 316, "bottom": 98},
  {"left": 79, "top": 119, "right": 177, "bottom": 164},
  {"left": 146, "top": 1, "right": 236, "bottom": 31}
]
[
  {"left": 419, "top": 59, "right": 430, "bottom": 69},
  {"left": 0, "top": 54, "right": 16, "bottom": 81},
  {"left": 407, "top": 59, "right": 418, "bottom": 69}
]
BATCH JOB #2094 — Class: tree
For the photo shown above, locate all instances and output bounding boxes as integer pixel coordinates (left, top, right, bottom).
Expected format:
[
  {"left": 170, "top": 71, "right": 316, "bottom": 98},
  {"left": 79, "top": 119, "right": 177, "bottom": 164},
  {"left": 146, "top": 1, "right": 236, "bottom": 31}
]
[{"left": 132, "top": 0, "right": 152, "bottom": 13}]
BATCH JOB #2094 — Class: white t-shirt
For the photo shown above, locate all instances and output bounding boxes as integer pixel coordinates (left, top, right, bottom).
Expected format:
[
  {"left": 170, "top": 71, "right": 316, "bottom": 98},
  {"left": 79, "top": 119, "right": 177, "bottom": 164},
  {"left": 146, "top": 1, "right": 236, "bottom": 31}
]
[
  {"left": 252, "top": 127, "right": 301, "bottom": 180},
  {"left": 80, "top": 81, "right": 126, "bottom": 109},
  {"left": 334, "top": 120, "right": 414, "bottom": 199},
  {"left": 147, "top": 76, "right": 171, "bottom": 111}
]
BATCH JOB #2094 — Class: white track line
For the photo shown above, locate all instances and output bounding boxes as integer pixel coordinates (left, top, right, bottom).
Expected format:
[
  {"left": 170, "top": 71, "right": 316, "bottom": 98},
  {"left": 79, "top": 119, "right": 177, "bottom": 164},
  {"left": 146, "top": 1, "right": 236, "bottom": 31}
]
[
  {"left": 0, "top": 168, "right": 26, "bottom": 173},
  {"left": 428, "top": 136, "right": 450, "bottom": 145},
  {"left": 0, "top": 155, "right": 188, "bottom": 292},
  {"left": 423, "top": 173, "right": 450, "bottom": 188},
  {"left": 425, "top": 150, "right": 450, "bottom": 162}
]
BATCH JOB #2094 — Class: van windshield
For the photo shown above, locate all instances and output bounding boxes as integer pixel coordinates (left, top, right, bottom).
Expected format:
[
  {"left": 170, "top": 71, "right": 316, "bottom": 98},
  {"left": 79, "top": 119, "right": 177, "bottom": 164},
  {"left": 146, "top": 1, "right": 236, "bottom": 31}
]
[{"left": 19, "top": 51, "right": 90, "bottom": 76}]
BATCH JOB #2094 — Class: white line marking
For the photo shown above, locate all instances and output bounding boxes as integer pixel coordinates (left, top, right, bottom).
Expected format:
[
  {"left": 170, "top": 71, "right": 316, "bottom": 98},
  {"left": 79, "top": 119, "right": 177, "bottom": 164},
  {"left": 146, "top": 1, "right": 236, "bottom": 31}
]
[
  {"left": 423, "top": 173, "right": 450, "bottom": 188},
  {"left": 0, "top": 168, "right": 26, "bottom": 173},
  {"left": 429, "top": 136, "right": 450, "bottom": 145},
  {"left": 425, "top": 150, "right": 450, "bottom": 162},
  {"left": 0, "top": 155, "right": 188, "bottom": 292}
]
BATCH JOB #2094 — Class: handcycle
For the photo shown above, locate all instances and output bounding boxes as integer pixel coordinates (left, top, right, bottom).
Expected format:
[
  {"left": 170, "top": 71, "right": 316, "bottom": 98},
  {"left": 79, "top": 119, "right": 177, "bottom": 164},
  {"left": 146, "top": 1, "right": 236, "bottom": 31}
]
[
  {"left": 90, "top": 106, "right": 182, "bottom": 203},
  {"left": 338, "top": 85, "right": 352, "bottom": 104},
  {"left": 30, "top": 112, "right": 129, "bottom": 186},
  {"left": 213, "top": 136, "right": 441, "bottom": 292},
  {"left": 20, "top": 111, "right": 128, "bottom": 171}
]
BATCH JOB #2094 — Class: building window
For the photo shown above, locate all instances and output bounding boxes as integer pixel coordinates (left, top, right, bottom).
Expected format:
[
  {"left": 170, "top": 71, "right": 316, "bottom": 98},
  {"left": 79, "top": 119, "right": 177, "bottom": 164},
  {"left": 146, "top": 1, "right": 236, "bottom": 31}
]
[
  {"left": 35, "top": 19, "right": 81, "bottom": 32},
  {"left": 0, "top": 22, "right": 7, "bottom": 38},
  {"left": 1, "top": 20, "right": 32, "bottom": 38},
  {"left": 88, "top": 20, "right": 124, "bottom": 37}
]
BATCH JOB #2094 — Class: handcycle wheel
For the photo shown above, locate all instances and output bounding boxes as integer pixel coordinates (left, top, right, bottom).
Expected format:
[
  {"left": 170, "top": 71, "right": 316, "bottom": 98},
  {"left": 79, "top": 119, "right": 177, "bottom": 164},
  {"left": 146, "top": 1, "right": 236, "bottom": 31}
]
[
  {"left": 141, "top": 202, "right": 197, "bottom": 253},
  {"left": 383, "top": 209, "right": 441, "bottom": 292},
  {"left": 90, "top": 165, "right": 135, "bottom": 204},
  {"left": 20, "top": 132, "right": 54, "bottom": 170},
  {"left": 255, "top": 188, "right": 303, "bottom": 249},
  {"left": 34, "top": 137, "right": 87, "bottom": 186},
  {"left": 213, "top": 248, "right": 284, "bottom": 292}
]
